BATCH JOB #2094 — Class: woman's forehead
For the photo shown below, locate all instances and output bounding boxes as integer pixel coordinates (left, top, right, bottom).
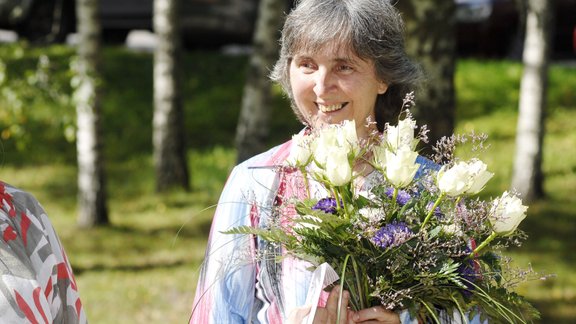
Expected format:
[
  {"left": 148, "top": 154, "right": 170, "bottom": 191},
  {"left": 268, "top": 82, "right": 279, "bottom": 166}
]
[
  {"left": 292, "top": 40, "right": 356, "bottom": 58},
  {"left": 292, "top": 42, "right": 373, "bottom": 66}
]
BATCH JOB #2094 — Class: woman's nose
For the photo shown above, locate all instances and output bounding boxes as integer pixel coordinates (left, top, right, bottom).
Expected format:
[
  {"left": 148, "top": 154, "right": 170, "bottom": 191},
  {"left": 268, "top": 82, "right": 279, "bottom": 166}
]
[{"left": 313, "top": 69, "right": 336, "bottom": 95}]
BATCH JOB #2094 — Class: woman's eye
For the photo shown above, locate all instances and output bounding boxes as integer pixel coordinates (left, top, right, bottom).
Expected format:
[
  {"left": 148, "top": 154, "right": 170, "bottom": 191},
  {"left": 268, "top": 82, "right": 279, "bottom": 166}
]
[
  {"left": 336, "top": 65, "right": 354, "bottom": 73},
  {"left": 299, "top": 62, "right": 316, "bottom": 72}
]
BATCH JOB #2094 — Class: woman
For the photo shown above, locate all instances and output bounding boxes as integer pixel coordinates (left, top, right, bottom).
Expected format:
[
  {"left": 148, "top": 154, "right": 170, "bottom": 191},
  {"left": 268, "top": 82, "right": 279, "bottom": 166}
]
[
  {"left": 191, "top": 0, "right": 425, "bottom": 322},
  {"left": 0, "top": 181, "right": 87, "bottom": 323}
]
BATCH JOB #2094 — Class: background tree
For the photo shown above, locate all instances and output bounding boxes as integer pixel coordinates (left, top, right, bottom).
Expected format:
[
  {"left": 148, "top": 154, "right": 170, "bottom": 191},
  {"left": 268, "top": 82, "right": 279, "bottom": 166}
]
[
  {"left": 511, "top": 0, "right": 552, "bottom": 202},
  {"left": 73, "top": 0, "right": 108, "bottom": 227},
  {"left": 153, "top": 0, "right": 190, "bottom": 192},
  {"left": 396, "top": 0, "right": 457, "bottom": 154},
  {"left": 234, "top": 0, "right": 287, "bottom": 163}
]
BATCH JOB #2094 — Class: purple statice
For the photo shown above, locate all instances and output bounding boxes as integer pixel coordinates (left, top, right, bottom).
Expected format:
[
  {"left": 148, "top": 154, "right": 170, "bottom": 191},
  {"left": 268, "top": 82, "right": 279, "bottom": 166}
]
[
  {"left": 371, "top": 222, "right": 414, "bottom": 249},
  {"left": 385, "top": 188, "right": 412, "bottom": 206},
  {"left": 312, "top": 198, "right": 339, "bottom": 215},
  {"left": 458, "top": 259, "right": 479, "bottom": 296},
  {"left": 426, "top": 201, "right": 444, "bottom": 219}
]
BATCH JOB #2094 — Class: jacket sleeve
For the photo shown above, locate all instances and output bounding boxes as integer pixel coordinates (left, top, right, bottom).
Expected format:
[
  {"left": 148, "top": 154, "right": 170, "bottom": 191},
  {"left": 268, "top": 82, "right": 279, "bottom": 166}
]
[
  {"left": 189, "top": 164, "right": 260, "bottom": 323},
  {"left": 0, "top": 182, "right": 87, "bottom": 324}
]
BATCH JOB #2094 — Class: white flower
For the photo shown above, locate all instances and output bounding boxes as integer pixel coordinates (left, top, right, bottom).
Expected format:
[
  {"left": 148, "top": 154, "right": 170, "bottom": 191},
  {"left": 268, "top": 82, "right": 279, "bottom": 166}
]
[
  {"left": 324, "top": 148, "right": 352, "bottom": 186},
  {"left": 312, "top": 126, "right": 339, "bottom": 166},
  {"left": 384, "top": 146, "right": 420, "bottom": 188},
  {"left": 386, "top": 116, "right": 418, "bottom": 151},
  {"left": 437, "top": 162, "right": 471, "bottom": 196},
  {"left": 359, "top": 207, "right": 385, "bottom": 223},
  {"left": 372, "top": 144, "right": 387, "bottom": 171},
  {"left": 340, "top": 119, "right": 361, "bottom": 157},
  {"left": 489, "top": 192, "right": 528, "bottom": 236},
  {"left": 436, "top": 159, "right": 493, "bottom": 197},
  {"left": 287, "top": 133, "right": 312, "bottom": 167},
  {"left": 440, "top": 224, "right": 463, "bottom": 237},
  {"left": 311, "top": 120, "right": 359, "bottom": 183},
  {"left": 464, "top": 159, "right": 493, "bottom": 195}
]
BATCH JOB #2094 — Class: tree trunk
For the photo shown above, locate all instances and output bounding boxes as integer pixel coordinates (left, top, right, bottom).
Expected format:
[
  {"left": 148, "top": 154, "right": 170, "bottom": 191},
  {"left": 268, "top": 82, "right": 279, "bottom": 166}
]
[
  {"left": 153, "top": 0, "right": 190, "bottom": 192},
  {"left": 511, "top": 0, "right": 551, "bottom": 202},
  {"left": 396, "top": 0, "right": 457, "bottom": 155},
  {"left": 74, "top": 0, "right": 108, "bottom": 228},
  {"left": 235, "top": 0, "right": 287, "bottom": 163}
]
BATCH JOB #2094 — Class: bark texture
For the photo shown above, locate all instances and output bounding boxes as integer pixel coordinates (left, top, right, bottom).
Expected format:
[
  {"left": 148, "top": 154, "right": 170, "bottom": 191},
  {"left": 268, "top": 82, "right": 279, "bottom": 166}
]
[
  {"left": 397, "top": 0, "right": 457, "bottom": 155},
  {"left": 74, "top": 0, "right": 108, "bottom": 228},
  {"left": 512, "top": 0, "right": 552, "bottom": 202},
  {"left": 235, "top": 0, "right": 287, "bottom": 163},
  {"left": 153, "top": 0, "right": 190, "bottom": 192}
]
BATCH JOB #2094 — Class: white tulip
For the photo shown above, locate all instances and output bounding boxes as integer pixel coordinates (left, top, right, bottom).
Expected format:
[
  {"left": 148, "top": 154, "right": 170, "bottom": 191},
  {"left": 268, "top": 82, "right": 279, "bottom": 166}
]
[
  {"left": 436, "top": 160, "right": 493, "bottom": 197},
  {"left": 386, "top": 116, "right": 418, "bottom": 151},
  {"left": 464, "top": 159, "right": 493, "bottom": 195},
  {"left": 340, "top": 120, "right": 360, "bottom": 157},
  {"left": 312, "top": 126, "right": 339, "bottom": 167},
  {"left": 324, "top": 148, "right": 352, "bottom": 186},
  {"left": 372, "top": 144, "right": 387, "bottom": 171},
  {"left": 287, "top": 133, "right": 312, "bottom": 167},
  {"left": 437, "top": 162, "right": 470, "bottom": 196},
  {"left": 489, "top": 192, "right": 528, "bottom": 236},
  {"left": 384, "top": 146, "right": 420, "bottom": 188}
]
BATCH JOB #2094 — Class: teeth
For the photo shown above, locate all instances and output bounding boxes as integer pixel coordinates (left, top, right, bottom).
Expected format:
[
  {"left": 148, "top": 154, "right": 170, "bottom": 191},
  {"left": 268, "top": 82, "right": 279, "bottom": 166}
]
[{"left": 318, "top": 104, "right": 343, "bottom": 112}]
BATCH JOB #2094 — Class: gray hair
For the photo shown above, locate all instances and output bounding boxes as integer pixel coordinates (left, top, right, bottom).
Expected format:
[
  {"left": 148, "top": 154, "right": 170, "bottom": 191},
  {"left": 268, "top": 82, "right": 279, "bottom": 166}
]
[{"left": 270, "top": 0, "right": 422, "bottom": 131}]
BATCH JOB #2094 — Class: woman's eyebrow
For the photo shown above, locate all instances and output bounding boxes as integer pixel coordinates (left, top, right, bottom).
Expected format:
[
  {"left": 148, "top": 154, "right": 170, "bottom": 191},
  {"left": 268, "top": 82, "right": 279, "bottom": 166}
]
[{"left": 333, "top": 57, "right": 356, "bottom": 64}]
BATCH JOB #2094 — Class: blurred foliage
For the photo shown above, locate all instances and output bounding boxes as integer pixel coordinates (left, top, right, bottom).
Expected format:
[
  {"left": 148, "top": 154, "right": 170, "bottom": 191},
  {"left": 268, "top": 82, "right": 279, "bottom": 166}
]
[
  {"left": 0, "top": 42, "right": 301, "bottom": 165},
  {"left": 0, "top": 42, "right": 575, "bottom": 322},
  {"left": 455, "top": 59, "right": 576, "bottom": 120}
]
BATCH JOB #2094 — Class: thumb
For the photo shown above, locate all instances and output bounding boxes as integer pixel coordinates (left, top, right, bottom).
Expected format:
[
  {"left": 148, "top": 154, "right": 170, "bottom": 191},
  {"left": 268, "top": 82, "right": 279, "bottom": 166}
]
[{"left": 286, "top": 305, "right": 312, "bottom": 324}]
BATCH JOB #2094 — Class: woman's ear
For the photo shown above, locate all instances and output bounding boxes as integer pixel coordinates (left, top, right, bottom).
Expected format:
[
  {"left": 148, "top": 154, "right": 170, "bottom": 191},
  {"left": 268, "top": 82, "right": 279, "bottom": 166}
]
[{"left": 377, "top": 82, "right": 388, "bottom": 95}]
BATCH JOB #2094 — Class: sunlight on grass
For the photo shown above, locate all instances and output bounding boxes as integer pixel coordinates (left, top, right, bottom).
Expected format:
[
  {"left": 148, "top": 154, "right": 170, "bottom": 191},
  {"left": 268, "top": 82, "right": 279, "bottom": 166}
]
[
  {"left": 1, "top": 54, "right": 574, "bottom": 322},
  {"left": 455, "top": 105, "right": 576, "bottom": 323}
]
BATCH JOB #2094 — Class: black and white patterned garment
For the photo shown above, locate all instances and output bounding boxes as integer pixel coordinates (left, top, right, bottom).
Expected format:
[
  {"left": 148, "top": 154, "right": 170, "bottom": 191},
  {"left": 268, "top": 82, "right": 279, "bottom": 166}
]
[{"left": 0, "top": 182, "right": 87, "bottom": 323}]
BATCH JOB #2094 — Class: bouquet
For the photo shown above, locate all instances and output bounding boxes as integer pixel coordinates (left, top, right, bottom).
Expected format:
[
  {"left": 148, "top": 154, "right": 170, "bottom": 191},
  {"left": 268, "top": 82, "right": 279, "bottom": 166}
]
[{"left": 227, "top": 102, "right": 540, "bottom": 323}]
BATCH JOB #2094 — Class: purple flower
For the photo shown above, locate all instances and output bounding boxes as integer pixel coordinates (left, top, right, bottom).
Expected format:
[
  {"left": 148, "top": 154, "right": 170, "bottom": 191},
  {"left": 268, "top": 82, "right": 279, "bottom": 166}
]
[
  {"left": 371, "top": 222, "right": 414, "bottom": 249},
  {"left": 312, "top": 198, "right": 339, "bottom": 214},
  {"left": 458, "top": 259, "right": 479, "bottom": 296},
  {"left": 426, "top": 201, "right": 444, "bottom": 219},
  {"left": 385, "top": 188, "right": 412, "bottom": 206}
]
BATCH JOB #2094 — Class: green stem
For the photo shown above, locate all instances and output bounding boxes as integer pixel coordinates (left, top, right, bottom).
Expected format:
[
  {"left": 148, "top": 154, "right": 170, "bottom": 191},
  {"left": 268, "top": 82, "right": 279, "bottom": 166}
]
[
  {"left": 350, "top": 256, "right": 366, "bottom": 310},
  {"left": 392, "top": 187, "right": 398, "bottom": 208},
  {"left": 469, "top": 231, "right": 498, "bottom": 258},
  {"left": 332, "top": 188, "right": 341, "bottom": 209},
  {"left": 300, "top": 167, "right": 311, "bottom": 199},
  {"left": 333, "top": 187, "right": 352, "bottom": 219},
  {"left": 337, "top": 255, "right": 352, "bottom": 323},
  {"left": 421, "top": 193, "right": 445, "bottom": 229},
  {"left": 455, "top": 196, "right": 462, "bottom": 206}
]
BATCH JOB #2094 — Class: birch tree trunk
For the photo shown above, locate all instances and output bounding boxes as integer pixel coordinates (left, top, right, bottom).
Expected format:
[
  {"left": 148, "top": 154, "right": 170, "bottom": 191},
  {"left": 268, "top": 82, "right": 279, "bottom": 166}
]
[
  {"left": 235, "top": 0, "right": 286, "bottom": 163},
  {"left": 396, "top": 0, "right": 457, "bottom": 154},
  {"left": 153, "top": 0, "right": 190, "bottom": 192},
  {"left": 74, "top": 0, "right": 108, "bottom": 227},
  {"left": 511, "top": 0, "right": 552, "bottom": 202}
]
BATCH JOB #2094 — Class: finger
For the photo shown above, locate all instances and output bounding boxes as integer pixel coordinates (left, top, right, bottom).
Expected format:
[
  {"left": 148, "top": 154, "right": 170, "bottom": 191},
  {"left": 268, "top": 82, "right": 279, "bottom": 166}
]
[
  {"left": 352, "top": 306, "right": 400, "bottom": 323},
  {"left": 324, "top": 285, "right": 349, "bottom": 324},
  {"left": 287, "top": 305, "right": 312, "bottom": 324}
]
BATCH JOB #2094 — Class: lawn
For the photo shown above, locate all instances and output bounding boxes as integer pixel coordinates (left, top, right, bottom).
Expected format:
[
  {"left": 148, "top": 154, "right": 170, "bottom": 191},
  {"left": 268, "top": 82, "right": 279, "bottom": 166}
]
[{"left": 0, "top": 43, "right": 575, "bottom": 323}]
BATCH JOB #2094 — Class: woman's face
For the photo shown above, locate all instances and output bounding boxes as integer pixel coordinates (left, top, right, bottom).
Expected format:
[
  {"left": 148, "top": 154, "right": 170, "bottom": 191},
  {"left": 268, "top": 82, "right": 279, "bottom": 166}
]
[{"left": 289, "top": 45, "right": 388, "bottom": 139}]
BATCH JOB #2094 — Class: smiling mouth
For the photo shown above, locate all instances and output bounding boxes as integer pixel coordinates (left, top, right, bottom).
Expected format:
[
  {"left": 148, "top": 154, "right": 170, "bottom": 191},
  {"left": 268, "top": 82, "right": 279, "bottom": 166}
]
[{"left": 317, "top": 102, "right": 348, "bottom": 113}]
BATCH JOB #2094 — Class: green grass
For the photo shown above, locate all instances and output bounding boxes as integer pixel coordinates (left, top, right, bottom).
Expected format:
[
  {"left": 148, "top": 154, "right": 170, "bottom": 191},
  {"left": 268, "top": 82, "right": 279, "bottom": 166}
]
[
  {"left": 0, "top": 147, "right": 234, "bottom": 323},
  {"left": 1, "top": 44, "right": 575, "bottom": 323}
]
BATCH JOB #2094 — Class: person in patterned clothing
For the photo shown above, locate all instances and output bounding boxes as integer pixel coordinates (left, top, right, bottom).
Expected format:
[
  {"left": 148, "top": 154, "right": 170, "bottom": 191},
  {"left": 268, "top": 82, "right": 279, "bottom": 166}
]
[
  {"left": 0, "top": 181, "right": 87, "bottom": 323},
  {"left": 190, "top": 0, "right": 421, "bottom": 322}
]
